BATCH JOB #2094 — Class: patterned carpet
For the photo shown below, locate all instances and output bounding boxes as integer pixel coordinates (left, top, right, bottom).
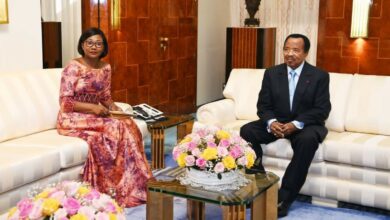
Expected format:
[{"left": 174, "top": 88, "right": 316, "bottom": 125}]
[{"left": 135, "top": 127, "right": 390, "bottom": 220}]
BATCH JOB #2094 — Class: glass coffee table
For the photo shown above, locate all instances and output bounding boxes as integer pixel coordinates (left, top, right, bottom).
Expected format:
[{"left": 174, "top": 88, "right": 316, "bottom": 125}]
[
  {"left": 147, "top": 114, "right": 194, "bottom": 170},
  {"left": 147, "top": 167, "right": 279, "bottom": 220}
]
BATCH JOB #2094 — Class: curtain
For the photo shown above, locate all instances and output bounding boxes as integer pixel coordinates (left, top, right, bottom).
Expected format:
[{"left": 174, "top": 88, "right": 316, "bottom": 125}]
[
  {"left": 230, "top": 0, "right": 241, "bottom": 27},
  {"left": 60, "top": 0, "right": 82, "bottom": 65},
  {"left": 40, "top": 0, "right": 82, "bottom": 66},
  {"left": 234, "top": 0, "right": 320, "bottom": 65}
]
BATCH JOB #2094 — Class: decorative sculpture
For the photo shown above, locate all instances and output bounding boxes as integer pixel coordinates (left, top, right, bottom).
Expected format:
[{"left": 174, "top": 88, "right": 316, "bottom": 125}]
[{"left": 245, "top": 0, "right": 261, "bottom": 27}]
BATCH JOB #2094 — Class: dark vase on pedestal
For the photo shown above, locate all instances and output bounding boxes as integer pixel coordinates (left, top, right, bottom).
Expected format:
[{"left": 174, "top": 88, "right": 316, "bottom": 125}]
[{"left": 245, "top": 0, "right": 261, "bottom": 27}]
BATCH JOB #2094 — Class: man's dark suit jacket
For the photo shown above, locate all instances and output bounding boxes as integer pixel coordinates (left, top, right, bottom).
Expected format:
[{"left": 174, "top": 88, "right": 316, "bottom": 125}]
[{"left": 257, "top": 62, "right": 331, "bottom": 141}]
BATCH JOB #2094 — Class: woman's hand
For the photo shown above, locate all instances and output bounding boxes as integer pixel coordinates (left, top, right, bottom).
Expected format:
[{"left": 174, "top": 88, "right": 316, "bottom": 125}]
[{"left": 92, "top": 104, "right": 110, "bottom": 117}]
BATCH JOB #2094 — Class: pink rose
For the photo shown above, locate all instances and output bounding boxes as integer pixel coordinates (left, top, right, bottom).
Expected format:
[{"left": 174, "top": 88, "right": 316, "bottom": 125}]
[
  {"left": 104, "top": 202, "right": 116, "bottom": 213},
  {"left": 28, "top": 199, "right": 43, "bottom": 219},
  {"left": 217, "top": 146, "right": 229, "bottom": 157},
  {"left": 219, "top": 139, "right": 230, "bottom": 148},
  {"left": 207, "top": 141, "right": 217, "bottom": 148},
  {"left": 95, "top": 212, "right": 110, "bottom": 220},
  {"left": 208, "top": 126, "right": 220, "bottom": 134},
  {"left": 17, "top": 198, "right": 33, "bottom": 218},
  {"left": 245, "top": 147, "right": 256, "bottom": 156},
  {"left": 78, "top": 206, "right": 96, "bottom": 219},
  {"left": 50, "top": 190, "right": 66, "bottom": 201},
  {"left": 84, "top": 189, "right": 101, "bottom": 201},
  {"left": 63, "top": 197, "right": 81, "bottom": 215},
  {"left": 190, "top": 134, "right": 201, "bottom": 143},
  {"left": 172, "top": 147, "right": 181, "bottom": 160},
  {"left": 62, "top": 181, "right": 80, "bottom": 196},
  {"left": 237, "top": 156, "right": 247, "bottom": 166},
  {"left": 214, "top": 162, "right": 225, "bottom": 173},
  {"left": 195, "top": 158, "right": 207, "bottom": 169},
  {"left": 191, "top": 148, "right": 201, "bottom": 157},
  {"left": 187, "top": 141, "right": 197, "bottom": 151},
  {"left": 53, "top": 208, "right": 68, "bottom": 220},
  {"left": 93, "top": 194, "right": 112, "bottom": 210},
  {"left": 195, "top": 128, "right": 208, "bottom": 137},
  {"left": 231, "top": 134, "right": 242, "bottom": 144},
  {"left": 230, "top": 146, "right": 243, "bottom": 159},
  {"left": 185, "top": 155, "right": 196, "bottom": 166},
  {"left": 204, "top": 135, "right": 215, "bottom": 143}
]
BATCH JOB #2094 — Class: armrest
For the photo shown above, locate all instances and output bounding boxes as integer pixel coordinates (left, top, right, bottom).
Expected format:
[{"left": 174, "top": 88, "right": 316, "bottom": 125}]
[{"left": 197, "top": 99, "right": 237, "bottom": 126}]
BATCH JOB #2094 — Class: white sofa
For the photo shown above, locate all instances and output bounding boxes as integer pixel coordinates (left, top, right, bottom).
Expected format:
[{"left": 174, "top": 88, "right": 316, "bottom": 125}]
[
  {"left": 0, "top": 68, "right": 149, "bottom": 213},
  {"left": 195, "top": 68, "right": 390, "bottom": 211}
]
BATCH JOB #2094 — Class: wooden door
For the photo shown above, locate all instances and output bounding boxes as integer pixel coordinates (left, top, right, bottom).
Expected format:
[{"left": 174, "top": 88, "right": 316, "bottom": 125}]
[{"left": 82, "top": 0, "right": 198, "bottom": 114}]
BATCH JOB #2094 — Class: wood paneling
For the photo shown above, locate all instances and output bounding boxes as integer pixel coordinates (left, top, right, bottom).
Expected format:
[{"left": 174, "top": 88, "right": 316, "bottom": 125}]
[
  {"left": 82, "top": 0, "right": 197, "bottom": 114},
  {"left": 317, "top": 0, "right": 390, "bottom": 75},
  {"left": 42, "top": 22, "right": 62, "bottom": 68},
  {"left": 225, "top": 27, "right": 276, "bottom": 81}
]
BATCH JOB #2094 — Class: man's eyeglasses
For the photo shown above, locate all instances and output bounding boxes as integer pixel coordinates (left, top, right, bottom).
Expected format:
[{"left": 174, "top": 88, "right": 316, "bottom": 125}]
[{"left": 85, "top": 40, "right": 103, "bottom": 48}]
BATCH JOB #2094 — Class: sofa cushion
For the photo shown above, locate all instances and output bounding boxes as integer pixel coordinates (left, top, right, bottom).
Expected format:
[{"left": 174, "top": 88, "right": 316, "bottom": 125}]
[
  {"left": 324, "top": 131, "right": 390, "bottom": 170},
  {"left": 324, "top": 162, "right": 390, "bottom": 186},
  {"left": 0, "top": 146, "right": 61, "bottom": 194},
  {"left": 263, "top": 156, "right": 325, "bottom": 176},
  {"left": 345, "top": 74, "right": 390, "bottom": 135},
  {"left": 222, "top": 119, "right": 252, "bottom": 132},
  {"left": 0, "top": 129, "right": 89, "bottom": 169},
  {"left": 223, "top": 68, "right": 265, "bottom": 120},
  {"left": 0, "top": 69, "right": 62, "bottom": 142},
  {"left": 326, "top": 72, "right": 353, "bottom": 132},
  {"left": 267, "top": 166, "right": 390, "bottom": 211},
  {"left": 262, "top": 139, "right": 325, "bottom": 162},
  {"left": 0, "top": 173, "right": 61, "bottom": 213}
]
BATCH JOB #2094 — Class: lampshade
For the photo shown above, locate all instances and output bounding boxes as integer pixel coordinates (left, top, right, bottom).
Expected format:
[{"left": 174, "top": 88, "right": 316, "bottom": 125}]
[{"left": 350, "top": 0, "right": 371, "bottom": 38}]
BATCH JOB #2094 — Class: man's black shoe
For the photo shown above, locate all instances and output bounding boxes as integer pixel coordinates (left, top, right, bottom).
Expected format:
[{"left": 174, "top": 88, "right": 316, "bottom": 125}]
[
  {"left": 277, "top": 201, "right": 292, "bottom": 218},
  {"left": 245, "top": 164, "right": 266, "bottom": 174}
]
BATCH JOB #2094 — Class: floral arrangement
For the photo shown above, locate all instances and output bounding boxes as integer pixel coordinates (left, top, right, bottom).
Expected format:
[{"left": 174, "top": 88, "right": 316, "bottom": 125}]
[
  {"left": 7, "top": 181, "right": 125, "bottom": 220},
  {"left": 172, "top": 126, "right": 257, "bottom": 178}
]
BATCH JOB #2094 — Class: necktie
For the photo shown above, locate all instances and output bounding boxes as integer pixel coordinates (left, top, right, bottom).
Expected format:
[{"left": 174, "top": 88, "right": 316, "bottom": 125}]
[{"left": 289, "top": 70, "right": 297, "bottom": 110}]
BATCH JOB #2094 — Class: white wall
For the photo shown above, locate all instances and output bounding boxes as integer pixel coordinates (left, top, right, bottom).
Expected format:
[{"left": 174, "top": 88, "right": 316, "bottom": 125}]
[
  {"left": 0, "top": 0, "right": 42, "bottom": 72},
  {"left": 197, "top": 0, "right": 233, "bottom": 106}
]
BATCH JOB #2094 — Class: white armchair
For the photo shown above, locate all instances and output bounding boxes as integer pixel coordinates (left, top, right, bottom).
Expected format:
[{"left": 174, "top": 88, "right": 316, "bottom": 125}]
[{"left": 194, "top": 68, "right": 265, "bottom": 131}]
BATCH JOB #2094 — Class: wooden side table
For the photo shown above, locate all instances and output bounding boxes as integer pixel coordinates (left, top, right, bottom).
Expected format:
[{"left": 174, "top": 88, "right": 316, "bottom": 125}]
[{"left": 147, "top": 115, "right": 194, "bottom": 170}]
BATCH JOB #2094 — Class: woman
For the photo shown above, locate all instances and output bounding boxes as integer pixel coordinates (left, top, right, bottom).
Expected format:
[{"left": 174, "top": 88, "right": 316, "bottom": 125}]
[{"left": 57, "top": 27, "right": 152, "bottom": 207}]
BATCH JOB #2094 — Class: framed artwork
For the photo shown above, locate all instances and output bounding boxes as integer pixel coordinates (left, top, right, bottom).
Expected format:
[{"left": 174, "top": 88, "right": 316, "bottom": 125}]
[{"left": 0, "top": 0, "right": 8, "bottom": 24}]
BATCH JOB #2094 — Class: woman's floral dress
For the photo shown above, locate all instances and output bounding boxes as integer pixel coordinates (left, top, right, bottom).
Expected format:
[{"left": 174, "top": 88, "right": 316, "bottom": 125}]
[{"left": 56, "top": 60, "right": 152, "bottom": 207}]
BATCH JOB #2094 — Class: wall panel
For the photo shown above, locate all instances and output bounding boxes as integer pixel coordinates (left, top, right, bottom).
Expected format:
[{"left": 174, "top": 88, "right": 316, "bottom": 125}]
[
  {"left": 83, "top": 0, "right": 197, "bottom": 114},
  {"left": 317, "top": 0, "right": 390, "bottom": 75}
]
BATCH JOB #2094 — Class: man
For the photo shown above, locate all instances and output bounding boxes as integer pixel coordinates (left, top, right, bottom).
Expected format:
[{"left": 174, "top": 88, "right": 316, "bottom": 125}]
[{"left": 240, "top": 34, "right": 331, "bottom": 217}]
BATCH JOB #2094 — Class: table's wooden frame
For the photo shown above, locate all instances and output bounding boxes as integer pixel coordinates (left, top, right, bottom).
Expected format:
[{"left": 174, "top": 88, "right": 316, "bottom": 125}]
[
  {"left": 149, "top": 119, "right": 194, "bottom": 169},
  {"left": 146, "top": 182, "right": 278, "bottom": 220}
]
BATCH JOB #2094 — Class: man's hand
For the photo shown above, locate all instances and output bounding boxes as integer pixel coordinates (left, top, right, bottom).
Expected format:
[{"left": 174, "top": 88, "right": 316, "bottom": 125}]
[
  {"left": 281, "top": 122, "right": 298, "bottom": 136},
  {"left": 270, "top": 121, "right": 285, "bottom": 138}
]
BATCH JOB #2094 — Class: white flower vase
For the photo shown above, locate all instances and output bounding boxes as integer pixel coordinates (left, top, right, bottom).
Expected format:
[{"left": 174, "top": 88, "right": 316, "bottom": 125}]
[{"left": 178, "top": 168, "right": 250, "bottom": 191}]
